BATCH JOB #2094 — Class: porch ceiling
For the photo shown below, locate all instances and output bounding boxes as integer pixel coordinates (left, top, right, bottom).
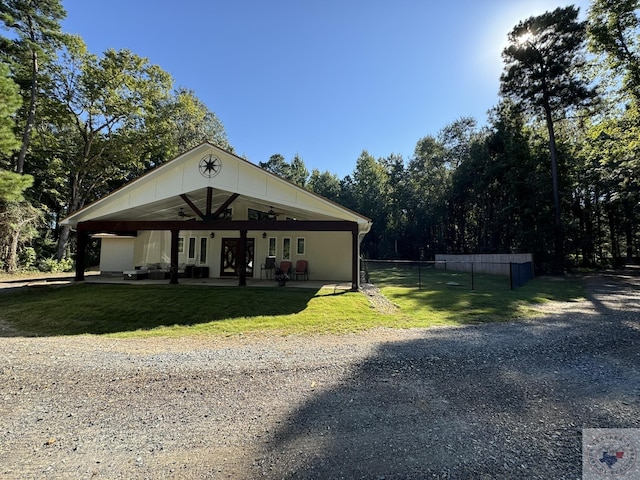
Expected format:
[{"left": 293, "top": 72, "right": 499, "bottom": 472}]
[{"left": 91, "top": 187, "right": 339, "bottom": 222}]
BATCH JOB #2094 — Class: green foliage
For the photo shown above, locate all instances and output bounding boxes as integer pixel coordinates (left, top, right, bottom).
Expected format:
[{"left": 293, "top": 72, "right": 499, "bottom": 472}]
[
  {"left": 0, "top": 0, "right": 71, "bottom": 174},
  {"left": 501, "top": 6, "right": 596, "bottom": 114},
  {"left": 18, "top": 246, "right": 36, "bottom": 269},
  {"left": 37, "top": 256, "right": 73, "bottom": 273},
  {"left": 0, "top": 199, "right": 43, "bottom": 272},
  {"left": 0, "top": 169, "right": 32, "bottom": 201},
  {"left": 588, "top": 0, "right": 640, "bottom": 102},
  {"left": 141, "top": 87, "right": 232, "bottom": 165},
  {"left": 259, "top": 153, "right": 309, "bottom": 186},
  {"left": 307, "top": 169, "right": 342, "bottom": 202},
  {"left": 0, "top": 63, "right": 21, "bottom": 156}
]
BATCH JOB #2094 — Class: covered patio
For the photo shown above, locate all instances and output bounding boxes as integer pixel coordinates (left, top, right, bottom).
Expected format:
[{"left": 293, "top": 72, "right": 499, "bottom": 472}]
[{"left": 62, "top": 143, "right": 372, "bottom": 290}]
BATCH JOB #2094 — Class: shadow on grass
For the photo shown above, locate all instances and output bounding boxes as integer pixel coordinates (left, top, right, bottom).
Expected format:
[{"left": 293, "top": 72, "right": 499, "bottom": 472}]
[
  {"left": 0, "top": 284, "right": 324, "bottom": 337},
  {"left": 258, "top": 277, "right": 640, "bottom": 478}
]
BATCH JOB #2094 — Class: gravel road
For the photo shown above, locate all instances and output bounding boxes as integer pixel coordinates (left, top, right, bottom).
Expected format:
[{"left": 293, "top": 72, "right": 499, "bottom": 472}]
[{"left": 1, "top": 273, "right": 639, "bottom": 479}]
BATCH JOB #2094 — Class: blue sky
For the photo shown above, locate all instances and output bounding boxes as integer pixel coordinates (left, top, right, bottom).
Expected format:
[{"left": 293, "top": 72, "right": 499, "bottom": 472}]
[{"left": 61, "top": 0, "right": 589, "bottom": 178}]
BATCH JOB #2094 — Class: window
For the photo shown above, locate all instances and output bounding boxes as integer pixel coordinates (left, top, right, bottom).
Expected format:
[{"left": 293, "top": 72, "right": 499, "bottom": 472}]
[
  {"left": 268, "top": 237, "right": 276, "bottom": 257},
  {"left": 296, "top": 237, "right": 305, "bottom": 255},
  {"left": 188, "top": 237, "right": 196, "bottom": 259},
  {"left": 199, "top": 237, "right": 207, "bottom": 263},
  {"left": 283, "top": 238, "right": 291, "bottom": 260},
  {"left": 178, "top": 237, "right": 184, "bottom": 254}
]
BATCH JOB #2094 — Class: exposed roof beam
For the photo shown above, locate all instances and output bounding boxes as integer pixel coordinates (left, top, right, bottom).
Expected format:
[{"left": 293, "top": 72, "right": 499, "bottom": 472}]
[
  {"left": 211, "top": 193, "right": 240, "bottom": 219},
  {"left": 180, "top": 194, "right": 204, "bottom": 220},
  {"left": 205, "top": 187, "right": 213, "bottom": 217},
  {"left": 77, "top": 219, "right": 358, "bottom": 233}
]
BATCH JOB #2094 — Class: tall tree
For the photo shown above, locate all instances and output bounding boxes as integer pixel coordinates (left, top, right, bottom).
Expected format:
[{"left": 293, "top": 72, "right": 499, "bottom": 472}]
[
  {"left": 0, "top": 0, "right": 69, "bottom": 173},
  {"left": 500, "top": 6, "right": 597, "bottom": 273},
  {"left": 0, "top": 61, "right": 36, "bottom": 272},
  {"left": 259, "top": 154, "right": 289, "bottom": 177},
  {"left": 46, "top": 44, "right": 174, "bottom": 259},
  {"left": 146, "top": 87, "right": 231, "bottom": 163},
  {"left": 350, "top": 150, "right": 391, "bottom": 257},
  {"left": 407, "top": 135, "right": 449, "bottom": 258},
  {"left": 288, "top": 154, "right": 309, "bottom": 187},
  {"left": 259, "top": 153, "right": 308, "bottom": 186}
]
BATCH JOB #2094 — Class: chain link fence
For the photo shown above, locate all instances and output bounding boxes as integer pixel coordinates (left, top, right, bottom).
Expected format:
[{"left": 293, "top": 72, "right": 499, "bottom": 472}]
[{"left": 362, "top": 259, "right": 534, "bottom": 291}]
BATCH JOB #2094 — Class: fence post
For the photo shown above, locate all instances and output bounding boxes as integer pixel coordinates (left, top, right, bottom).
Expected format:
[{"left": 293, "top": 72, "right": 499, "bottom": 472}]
[
  {"left": 418, "top": 263, "right": 422, "bottom": 290},
  {"left": 509, "top": 262, "right": 513, "bottom": 290},
  {"left": 471, "top": 262, "right": 474, "bottom": 290}
]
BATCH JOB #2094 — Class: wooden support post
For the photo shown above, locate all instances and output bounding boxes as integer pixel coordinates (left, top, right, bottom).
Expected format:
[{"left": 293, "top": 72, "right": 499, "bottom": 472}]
[
  {"left": 170, "top": 229, "right": 179, "bottom": 284},
  {"left": 238, "top": 229, "right": 247, "bottom": 286}
]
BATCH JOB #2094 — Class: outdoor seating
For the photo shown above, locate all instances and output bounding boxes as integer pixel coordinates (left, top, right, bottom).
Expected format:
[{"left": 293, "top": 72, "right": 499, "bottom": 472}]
[
  {"left": 278, "top": 261, "right": 292, "bottom": 276},
  {"left": 260, "top": 256, "right": 276, "bottom": 279},
  {"left": 123, "top": 269, "right": 149, "bottom": 280},
  {"left": 293, "top": 260, "right": 309, "bottom": 281}
]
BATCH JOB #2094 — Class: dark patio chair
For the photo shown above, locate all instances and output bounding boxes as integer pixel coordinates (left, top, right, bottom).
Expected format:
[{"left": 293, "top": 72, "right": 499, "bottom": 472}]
[{"left": 260, "top": 256, "right": 276, "bottom": 279}]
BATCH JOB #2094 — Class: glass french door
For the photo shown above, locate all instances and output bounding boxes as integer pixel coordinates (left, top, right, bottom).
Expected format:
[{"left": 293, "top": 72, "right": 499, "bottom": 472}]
[{"left": 220, "top": 238, "right": 255, "bottom": 277}]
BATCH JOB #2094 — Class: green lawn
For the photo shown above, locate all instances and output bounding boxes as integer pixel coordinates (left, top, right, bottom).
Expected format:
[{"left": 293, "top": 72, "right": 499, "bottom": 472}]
[
  {"left": 0, "top": 274, "right": 586, "bottom": 338},
  {"left": 368, "top": 266, "right": 586, "bottom": 326}
]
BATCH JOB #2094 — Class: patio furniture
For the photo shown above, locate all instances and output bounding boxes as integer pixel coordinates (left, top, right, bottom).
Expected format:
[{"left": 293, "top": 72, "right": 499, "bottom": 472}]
[
  {"left": 191, "top": 266, "right": 209, "bottom": 278},
  {"left": 149, "top": 269, "right": 169, "bottom": 280},
  {"left": 278, "top": 261, "right": 292, "bottom": 276},
  {"left": 260, "top": 256, "right": 276, "bottom": 279},
  {"left": 293, "top": 260, "right": 309, "bottom": 281},
  {"left": 123, "top": 269, "right": 149, "bottom": 280}
]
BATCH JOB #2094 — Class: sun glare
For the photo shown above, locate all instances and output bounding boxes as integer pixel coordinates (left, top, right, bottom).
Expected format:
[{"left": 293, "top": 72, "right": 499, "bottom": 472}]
[{"left": 515, "top": 31, "right": 534, "bottom": 46}]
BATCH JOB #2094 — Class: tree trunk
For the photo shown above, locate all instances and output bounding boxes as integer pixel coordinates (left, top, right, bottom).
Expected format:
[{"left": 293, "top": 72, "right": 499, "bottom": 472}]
[
  {"left": 56, "top": 223, "right": 71, "bottom": 261},
  {"left": 56, "top": 173, "right": 83, "bottom": 261},
  {"left": 6, "top": 229, "right": 20, "bottom": 273},
  {"left": 542, "top": 100, "right": 564, "bottom": 274},
  {"left": 16, "top": 48, "right": 38, "bottom": 174}
]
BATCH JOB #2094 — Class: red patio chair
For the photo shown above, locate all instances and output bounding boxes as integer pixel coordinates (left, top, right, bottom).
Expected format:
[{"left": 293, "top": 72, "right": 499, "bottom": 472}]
[
  {"left": 278, "top": 261, "right": 292, "bottom": 276},
  {"left": 293, "top": 260, "right": 309, "bottom": 281}
]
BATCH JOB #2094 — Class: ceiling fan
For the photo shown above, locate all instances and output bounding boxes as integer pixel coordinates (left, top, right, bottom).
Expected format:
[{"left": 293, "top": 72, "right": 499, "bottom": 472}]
[
  {"left": 267, "top": 206, "right": 284, "bottom": 219},
  {"left": 178, "top": 207, "right": 195, "bottom": 218}
]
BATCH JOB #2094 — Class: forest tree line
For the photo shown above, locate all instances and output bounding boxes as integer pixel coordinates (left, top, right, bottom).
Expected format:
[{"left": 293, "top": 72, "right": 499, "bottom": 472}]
[{"left": 1, "top": 1, "right": 639, "bottom": 274}]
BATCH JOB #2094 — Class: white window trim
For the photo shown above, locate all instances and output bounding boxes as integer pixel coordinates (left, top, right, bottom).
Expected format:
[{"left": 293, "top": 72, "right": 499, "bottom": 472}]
[
  {"left": 199, "top": 237, "right": 207, "bottom": 264},
  {"left": 187, "top": 237, "right": 196, "bottom": 260},
  {"left": 268, "top": 237, "right": 277, "bottom": 257},
  {"left": 296, "top": 237, "right": 305, "bottom": 255},
  {"left": 282, "top": 237, "right": 291, "bottom": 260}
]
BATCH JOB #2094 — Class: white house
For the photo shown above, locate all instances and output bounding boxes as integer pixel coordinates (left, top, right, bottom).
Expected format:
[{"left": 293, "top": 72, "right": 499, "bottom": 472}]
[{"left": 61, "top": 142, "right": 372, "bottom": 289}]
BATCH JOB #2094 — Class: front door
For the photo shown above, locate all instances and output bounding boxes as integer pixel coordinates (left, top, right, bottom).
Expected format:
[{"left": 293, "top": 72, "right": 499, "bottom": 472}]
[{"left": 220, "top": 238, "right": 255, "bottom": 277}]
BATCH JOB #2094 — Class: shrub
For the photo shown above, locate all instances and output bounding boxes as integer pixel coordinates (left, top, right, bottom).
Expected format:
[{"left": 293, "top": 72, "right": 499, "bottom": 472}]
[{"left": 38, "top": 257, "right": 74, "bottom": 273}]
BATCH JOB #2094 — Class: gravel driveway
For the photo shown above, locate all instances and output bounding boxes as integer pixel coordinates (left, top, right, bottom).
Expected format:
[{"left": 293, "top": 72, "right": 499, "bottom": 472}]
[{"left": 1, "top": 273, "right": 639, "bottom": 479}]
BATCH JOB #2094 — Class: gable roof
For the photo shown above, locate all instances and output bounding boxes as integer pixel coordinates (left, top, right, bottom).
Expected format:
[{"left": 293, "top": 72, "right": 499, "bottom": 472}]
[{"left": 61, "top": 142, "right": 372, "bottom": 233}]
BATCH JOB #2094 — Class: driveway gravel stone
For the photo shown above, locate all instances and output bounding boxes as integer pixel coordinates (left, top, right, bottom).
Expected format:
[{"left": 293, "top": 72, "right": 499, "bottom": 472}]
[{"left": 1, "top": 272, "right": 639, "bottom": 479}]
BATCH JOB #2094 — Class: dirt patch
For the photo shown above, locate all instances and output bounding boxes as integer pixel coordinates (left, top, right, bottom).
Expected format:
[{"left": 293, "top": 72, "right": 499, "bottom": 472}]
[{"left": 359, "top": 281, "right": 399, "bottom": 313}]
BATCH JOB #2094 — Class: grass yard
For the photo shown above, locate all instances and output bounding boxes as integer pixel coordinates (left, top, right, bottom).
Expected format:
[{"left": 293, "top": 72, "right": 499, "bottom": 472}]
[
  {"left": 0, "top": 273, "right": 586, "bottom": 338},
  {"left": 367, "top": 265, "right": 586, "bottom": 326}
]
